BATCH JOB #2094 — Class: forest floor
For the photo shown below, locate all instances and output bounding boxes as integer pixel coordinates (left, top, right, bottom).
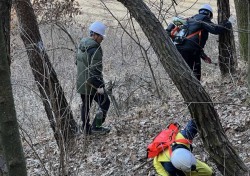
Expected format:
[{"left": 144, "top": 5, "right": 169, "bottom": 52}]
[
  {"left": 11, "top": 0, "right": 249, "bottom": 175},
  {"left": 22, "top": 61, "right": 250, "bottom": 176}
]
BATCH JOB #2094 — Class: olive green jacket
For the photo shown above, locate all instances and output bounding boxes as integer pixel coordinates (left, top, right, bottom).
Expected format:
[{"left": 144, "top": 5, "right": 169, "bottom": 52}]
[{"left": 76, "top": 37, "right": 104, "bottom": 95}]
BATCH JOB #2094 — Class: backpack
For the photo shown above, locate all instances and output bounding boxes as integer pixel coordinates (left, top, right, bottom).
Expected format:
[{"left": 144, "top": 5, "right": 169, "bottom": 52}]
[
  {"left": 170, "top": 16, "right": 202, "bottom": 45},
  {"left": 147, "top": 123, "right": 191, "bottom": 158}
]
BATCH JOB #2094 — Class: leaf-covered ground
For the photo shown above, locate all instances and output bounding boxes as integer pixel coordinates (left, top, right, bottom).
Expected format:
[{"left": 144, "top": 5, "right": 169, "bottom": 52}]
[
  {"left": 10, "top": 2, "right": 249, "bottom": 174},
  {"left": 22, "top": 62, "right": 250, "bottom": 175}
]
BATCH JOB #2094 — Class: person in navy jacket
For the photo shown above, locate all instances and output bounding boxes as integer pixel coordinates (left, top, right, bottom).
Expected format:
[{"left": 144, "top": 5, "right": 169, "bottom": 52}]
[{"left": 166, "top": 4, "right": 231, "bottom": 81}]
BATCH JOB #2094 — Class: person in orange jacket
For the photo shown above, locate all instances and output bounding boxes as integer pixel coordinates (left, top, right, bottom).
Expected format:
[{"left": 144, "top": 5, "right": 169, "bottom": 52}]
[{"left": 153, "top": 120, "right": 213, "bottom": 176}]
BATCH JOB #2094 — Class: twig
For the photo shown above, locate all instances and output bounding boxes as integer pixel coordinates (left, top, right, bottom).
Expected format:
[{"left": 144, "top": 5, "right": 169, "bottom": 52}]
[
  {"left": 19, "top": 124, "right": 50, "bottom": 176},
  {"left": 101, "top": 0, "right": 161, "bottom": 99},
  {"left": 55, "top": 22, "right": 77, "bottom": 50},
  {"left": 132, "top": 158, "right": 152, "bottom": 171}
]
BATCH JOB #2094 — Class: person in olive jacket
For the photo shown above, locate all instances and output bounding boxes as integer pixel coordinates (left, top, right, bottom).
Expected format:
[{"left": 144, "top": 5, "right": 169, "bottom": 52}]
[
  {"left": 166, "top": 4, "right": 232, "bottom": 81},
  {"left": 76, "top": 21, "right": 110, "bottom": 135}
]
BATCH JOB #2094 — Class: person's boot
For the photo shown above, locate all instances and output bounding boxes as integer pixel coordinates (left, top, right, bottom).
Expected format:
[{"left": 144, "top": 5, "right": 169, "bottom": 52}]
[
  {"left": 92, "top": 112, "right": 110, "bottom": 134},
  {"left": 91, "top": 126, "right": 111, "bottom": 135}
]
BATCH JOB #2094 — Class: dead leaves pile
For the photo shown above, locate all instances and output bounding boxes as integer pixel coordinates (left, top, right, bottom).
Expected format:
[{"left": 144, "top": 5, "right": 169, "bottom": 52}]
[{"left": 24, "top": 69, "right": 250, "bottom": 176}]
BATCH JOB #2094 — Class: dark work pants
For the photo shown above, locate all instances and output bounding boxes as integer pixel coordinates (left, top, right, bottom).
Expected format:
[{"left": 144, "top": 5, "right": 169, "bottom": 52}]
[
  {"left": 177, "top": 48, "right": 201, "bottom": 81},
  {"left": 80, "top": 93, "right": 110, "bottom": 132}
]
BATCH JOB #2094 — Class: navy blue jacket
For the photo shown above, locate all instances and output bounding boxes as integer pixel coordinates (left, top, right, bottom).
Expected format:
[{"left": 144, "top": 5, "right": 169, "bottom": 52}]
[{"left": 169, "top": 14, "right": 226, "bottom": 52}]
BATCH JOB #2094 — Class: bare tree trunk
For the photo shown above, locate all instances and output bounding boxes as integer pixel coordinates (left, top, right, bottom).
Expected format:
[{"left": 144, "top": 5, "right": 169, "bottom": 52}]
[
  {"left": 234, "top": 0, "right": 248, "bottom": 61},
  {"left": 0, "top": 144, "right": 7, "bottom": 176},
  {"left": 14, "top": 0, "right": 77, "bottom": 146},
  {"left": 217, "top": 0, "right": 237, "bottom": 78},
  {"left": 0, "top": 0, "right": 27, "bottom": 174},
  {"left": 117, "top": 0, "right": 249, "bottom": 175},
  {"left": 248, "top": 2, "right": 250, "bottom": 95}
]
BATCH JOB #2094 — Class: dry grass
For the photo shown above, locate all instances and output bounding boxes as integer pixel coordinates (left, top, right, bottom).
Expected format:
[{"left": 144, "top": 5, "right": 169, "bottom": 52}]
[{"left": 9, "top": 0, "right": 249, "bottom": 175}]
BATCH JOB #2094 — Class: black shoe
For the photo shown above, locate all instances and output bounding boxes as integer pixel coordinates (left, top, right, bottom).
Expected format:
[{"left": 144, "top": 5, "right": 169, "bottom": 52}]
[{"left": 91, "top": 126, "right": 111, "bottom": 134}]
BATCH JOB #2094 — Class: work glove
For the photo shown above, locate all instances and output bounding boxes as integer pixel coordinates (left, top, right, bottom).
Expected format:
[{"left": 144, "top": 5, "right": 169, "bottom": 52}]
[
  {"left": 223, "top": 20, "right": 232, "bottom": 29},
  {"left": 203, "top": 56, "right": 212, "bottom": 64},
  {"left": 201, "top": 52, "right": 212, "bottom": 64},
  {"left": 97, "top": 87, "right": 104, "bottom": 94}
]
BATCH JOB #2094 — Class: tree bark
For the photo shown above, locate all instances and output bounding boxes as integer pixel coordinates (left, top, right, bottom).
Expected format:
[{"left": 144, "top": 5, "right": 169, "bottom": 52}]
[
  {"left": 246, "top": 1, "right": 250, "bottom": 107},
  {"left": 117, "top": 0, "right": 249, "bottom": 175},
  {"left": 0, "top": 0, "right": 27, "bottom": 175},
  {"left": 217, "top": 0, "right": 237, "bottom": 77},
  {"left": 234, "top": 0, "right": 248, "bottom": 61},
  {"left": 14, "top": 0, "right": 77, "bottom": 146}
]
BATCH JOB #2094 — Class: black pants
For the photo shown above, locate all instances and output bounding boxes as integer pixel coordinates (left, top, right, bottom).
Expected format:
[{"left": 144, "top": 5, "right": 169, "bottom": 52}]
[
  {"left": 177, "top": 48, "right": 201, "bottom": 81},
  {"left": 80, "top": 93, "right": 110, "bottom": 131}
]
